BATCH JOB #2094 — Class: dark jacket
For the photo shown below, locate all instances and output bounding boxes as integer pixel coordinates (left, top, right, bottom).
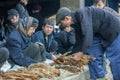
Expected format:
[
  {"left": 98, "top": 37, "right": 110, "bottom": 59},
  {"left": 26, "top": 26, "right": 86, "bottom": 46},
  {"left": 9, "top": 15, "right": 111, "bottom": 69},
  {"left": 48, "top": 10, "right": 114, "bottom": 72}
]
[
  {"left": 55, "top": 29, "right": 76, "bottom": 54},
  {"left": 0, "top": 22, "right": 6, "bottom": 47},
  {"left": 31, "top": 31, "right": 58, "bottom": 59},
  {"left": 72, "top": 7, "right": 120, "bottom": 53},
  {"left": 16, "top": 2, "right": 29, "bottom": 18},
  {"left": 6, "top": 30, "right": 37, "bottom": 67}
]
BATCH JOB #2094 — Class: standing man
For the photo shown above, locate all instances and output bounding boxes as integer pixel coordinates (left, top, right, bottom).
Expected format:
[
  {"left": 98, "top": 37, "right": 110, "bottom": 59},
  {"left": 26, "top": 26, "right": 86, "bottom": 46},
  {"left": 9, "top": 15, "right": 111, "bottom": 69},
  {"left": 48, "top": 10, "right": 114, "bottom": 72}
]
[
  {"left": 16, "top": 0, "right": 29, "bottom": 19},
  {"left": 56, "top": 7, "right": 120, "bottom": 80}
]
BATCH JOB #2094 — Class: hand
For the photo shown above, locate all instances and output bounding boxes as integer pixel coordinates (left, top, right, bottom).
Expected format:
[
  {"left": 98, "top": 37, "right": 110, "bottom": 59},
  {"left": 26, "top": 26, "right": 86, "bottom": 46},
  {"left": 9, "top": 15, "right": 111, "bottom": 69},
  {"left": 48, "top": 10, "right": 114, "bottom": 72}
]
[
  {"left": 52, "top": 54, "right": 57, "bottom": 60},
  {"left": 35, "top": 42, "right": 43, "bottom": 46},
  {"left": 71, "top": 52, "right": 83, "bottom": 61}
]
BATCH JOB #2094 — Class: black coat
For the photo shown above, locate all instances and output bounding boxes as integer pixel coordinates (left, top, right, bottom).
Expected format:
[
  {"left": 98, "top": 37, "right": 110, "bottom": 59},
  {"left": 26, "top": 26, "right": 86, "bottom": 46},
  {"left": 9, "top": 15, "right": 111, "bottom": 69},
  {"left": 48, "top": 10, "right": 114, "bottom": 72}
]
[
  {"left": 55, "top": 30, "right": 76, "bottom": 54},
  {"left": 72, "top": 7, "right": 120, "bottom": 53}
]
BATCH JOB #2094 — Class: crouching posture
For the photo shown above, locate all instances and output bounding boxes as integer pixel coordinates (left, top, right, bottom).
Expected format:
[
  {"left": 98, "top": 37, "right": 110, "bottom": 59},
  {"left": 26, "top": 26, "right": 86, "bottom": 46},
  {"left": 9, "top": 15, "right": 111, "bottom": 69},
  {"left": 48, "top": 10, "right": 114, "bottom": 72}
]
[{"left": 6, "top": 17, "right": 46, "bottom": 67}]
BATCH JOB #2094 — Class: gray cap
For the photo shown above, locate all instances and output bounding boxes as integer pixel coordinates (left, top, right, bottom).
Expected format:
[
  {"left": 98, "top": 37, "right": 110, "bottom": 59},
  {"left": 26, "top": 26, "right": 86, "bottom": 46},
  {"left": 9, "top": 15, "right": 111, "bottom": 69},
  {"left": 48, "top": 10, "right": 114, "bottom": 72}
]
[
  {"left": 56, "top": 7, "right": 71, "bottom": 25},
  {"left": 7, "top": 9, "right": 18, "bottom": 20}
]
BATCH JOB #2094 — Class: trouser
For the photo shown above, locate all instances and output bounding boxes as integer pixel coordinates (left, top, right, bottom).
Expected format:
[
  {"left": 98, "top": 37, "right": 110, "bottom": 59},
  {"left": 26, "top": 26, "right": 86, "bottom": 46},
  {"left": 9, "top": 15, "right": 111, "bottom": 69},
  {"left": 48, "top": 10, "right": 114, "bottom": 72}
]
[
  {"left": 88, "top": 35, "right": 106, "bottom": 79},
  {"left": 0, "top": 47, "right": 9, "bottom": 68},
  {"left": 23, "top": 43, "right": 46, "bottom": 62},
  {"left": 105, "top": 34, "right": 120, "bottom": 80}
]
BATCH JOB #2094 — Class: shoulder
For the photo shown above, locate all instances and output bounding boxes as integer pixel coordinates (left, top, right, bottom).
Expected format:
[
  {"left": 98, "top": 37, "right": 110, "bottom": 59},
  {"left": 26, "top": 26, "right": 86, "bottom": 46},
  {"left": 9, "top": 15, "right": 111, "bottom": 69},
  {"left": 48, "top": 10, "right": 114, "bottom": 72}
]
[
  {"left": 8, "top": 30, "right": 21, "bottom": 40},
  {"left": 33, "top": 31, "right": 43, "bottom": 36}
]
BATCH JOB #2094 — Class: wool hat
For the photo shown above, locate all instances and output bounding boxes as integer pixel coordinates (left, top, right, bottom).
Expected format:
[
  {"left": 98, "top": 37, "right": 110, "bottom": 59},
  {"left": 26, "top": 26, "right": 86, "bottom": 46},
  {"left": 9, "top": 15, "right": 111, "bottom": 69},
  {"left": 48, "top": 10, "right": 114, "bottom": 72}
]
[{"left": 56, "top": 7, "right": 71, "bottom": 25}]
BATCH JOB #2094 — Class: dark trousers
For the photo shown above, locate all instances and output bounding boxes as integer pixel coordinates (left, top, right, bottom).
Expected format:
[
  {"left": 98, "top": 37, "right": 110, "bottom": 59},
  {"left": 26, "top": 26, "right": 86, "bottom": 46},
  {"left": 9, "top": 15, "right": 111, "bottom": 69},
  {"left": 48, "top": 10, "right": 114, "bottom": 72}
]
[
  {"left": 23, "top": 43, "right": 46, "bottom": 62},
  {"left": 0, "top": 47, "right": 9, "bottom": 68},
  {"left": 105, "top": 34, "right": 120, "bottom": 80},
  {"left": 89, "top": 34, "right": 120, "bottom": 80},
  {"left": 88, "top": 35, "right": 106, "bottom": 79}
]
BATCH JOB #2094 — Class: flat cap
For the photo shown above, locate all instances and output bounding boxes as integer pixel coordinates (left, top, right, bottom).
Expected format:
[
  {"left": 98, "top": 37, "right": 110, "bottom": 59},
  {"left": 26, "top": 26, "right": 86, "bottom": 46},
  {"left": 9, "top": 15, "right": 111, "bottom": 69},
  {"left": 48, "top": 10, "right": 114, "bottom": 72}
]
[{"left": 56, "top": 7, "right": 71, "bottom": 25}]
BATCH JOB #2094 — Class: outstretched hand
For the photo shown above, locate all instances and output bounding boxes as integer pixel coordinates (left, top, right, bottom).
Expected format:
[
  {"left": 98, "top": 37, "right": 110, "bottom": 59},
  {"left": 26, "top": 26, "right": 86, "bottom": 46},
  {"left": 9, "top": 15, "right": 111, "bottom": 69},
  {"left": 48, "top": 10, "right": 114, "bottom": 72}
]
[{"left": 71, "top": 52, "right": 83, "bottom": 61}]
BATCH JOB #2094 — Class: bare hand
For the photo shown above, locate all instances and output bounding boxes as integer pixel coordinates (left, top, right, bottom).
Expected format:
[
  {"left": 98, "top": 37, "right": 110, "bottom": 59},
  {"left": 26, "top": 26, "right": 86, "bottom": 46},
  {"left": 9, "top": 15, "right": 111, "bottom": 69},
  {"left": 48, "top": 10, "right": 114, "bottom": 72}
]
[
  {"left": 71, "top": 52, "right": 83, "bottom": 61},
  {"left": 52, "top": 54, "right": 57, "bottom": 60}
]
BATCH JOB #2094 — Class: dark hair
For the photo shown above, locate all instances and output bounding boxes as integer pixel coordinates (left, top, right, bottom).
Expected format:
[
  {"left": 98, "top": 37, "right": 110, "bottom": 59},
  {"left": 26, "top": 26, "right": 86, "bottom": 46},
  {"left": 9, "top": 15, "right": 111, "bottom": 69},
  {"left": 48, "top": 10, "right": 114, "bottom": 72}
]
[
  {"left": 93, "top": 0, "right": 106, "bottom": 4},
  {"left": 43, "top": 18, "right": 54, "bottom": 27}
]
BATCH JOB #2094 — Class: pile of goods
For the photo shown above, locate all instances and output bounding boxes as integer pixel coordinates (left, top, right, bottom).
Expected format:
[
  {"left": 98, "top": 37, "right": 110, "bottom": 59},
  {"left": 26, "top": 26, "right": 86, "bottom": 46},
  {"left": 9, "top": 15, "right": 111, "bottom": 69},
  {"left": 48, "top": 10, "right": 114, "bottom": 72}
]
[
  {"left": 0, "top": 63, "right": 60, "bottom": 80},
  {"left": 53, "top": 54, "right": 94, "bottom": 73}
]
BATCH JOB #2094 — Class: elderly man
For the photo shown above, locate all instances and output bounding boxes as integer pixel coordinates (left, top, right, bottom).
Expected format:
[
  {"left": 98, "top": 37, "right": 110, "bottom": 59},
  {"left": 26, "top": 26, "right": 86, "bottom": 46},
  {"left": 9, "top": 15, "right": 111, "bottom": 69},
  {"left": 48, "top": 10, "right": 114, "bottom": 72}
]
[{"left": 56, "top": 7, "right": 120, "bottom": 80}]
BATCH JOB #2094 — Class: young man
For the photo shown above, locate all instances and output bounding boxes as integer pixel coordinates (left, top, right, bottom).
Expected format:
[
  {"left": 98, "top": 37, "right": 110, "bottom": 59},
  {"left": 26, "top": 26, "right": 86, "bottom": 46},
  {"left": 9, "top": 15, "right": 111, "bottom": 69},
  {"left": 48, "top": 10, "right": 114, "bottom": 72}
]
[
  {"left": 93, "top": 0, "right": 120, "bottom": 20},
  {"left": 6, "top": 17, "right": 46, "bottom": 67},
  {"left": 56, "top": 7, "right": 120, "bottom": 80},
  {"left": 16, "top": 0, "right": 29, "bottom": 19},
  {"left": 31, "top": 18, "right": 57, "bottom": 60}
]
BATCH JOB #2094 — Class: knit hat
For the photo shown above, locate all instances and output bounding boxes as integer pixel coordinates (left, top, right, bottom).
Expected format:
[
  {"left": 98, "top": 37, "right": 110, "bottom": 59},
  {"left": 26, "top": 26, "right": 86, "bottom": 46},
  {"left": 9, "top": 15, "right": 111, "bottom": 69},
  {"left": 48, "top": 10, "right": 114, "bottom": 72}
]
[{"left": 56, "top": 7, "right": 71, "bottom": 25}]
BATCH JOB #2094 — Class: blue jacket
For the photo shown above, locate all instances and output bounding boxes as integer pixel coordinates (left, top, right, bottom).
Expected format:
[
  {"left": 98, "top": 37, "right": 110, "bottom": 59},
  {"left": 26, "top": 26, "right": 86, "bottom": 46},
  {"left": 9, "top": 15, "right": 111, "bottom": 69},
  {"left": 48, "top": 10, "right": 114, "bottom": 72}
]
[
  {"left": 31, "top": 31, "right": 58, "bottom": 59},
  {"left": 6, "top": 30, "right": 37, "bottom": 67}
]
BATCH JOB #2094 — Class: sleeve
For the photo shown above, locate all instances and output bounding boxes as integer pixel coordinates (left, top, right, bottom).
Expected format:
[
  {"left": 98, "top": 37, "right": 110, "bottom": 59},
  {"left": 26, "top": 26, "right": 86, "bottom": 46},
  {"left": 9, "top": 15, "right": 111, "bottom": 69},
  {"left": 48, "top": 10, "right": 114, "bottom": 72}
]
[{"left": 75, "top": 8, "right": 93, "bottom": 53}]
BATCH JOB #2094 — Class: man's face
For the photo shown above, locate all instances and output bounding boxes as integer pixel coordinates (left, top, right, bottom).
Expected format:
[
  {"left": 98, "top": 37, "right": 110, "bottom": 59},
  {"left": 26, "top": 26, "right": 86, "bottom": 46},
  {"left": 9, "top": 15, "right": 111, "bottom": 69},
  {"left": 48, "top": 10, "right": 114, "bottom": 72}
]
[
  {"left": 42, "top": 24, "right": 54, "bottom": 36},
  {"left": 10, "top": 15, "right": 19, "bottom": 24},
  {"left": 94, "top": 1, "right": 106, "bottom": 9},
  {"left": 26, "top": 27, "right": 36, "bottom": 36},
  {"left": 60, "top": 16, "right": 73, "bottom": 27},
  {"left": 21, "top": 0, "right": 28, "bottom": 5}
]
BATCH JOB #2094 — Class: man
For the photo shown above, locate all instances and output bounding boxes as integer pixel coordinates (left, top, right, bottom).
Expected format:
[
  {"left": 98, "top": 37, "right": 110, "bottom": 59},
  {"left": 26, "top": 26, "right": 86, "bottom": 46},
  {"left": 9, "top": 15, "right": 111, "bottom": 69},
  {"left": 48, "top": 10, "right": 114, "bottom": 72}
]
[
  {"left": 6, "top": 17, "right": 46, "bottom": 67},
  {"left": 31, "top": 18, "right": 57, "bottom": 60},
  {"left": 93, "top": 0, "right": 120, "bottom": 20},
  {"left": 90, "top": 0, "right": 120, "bottom": 79},
  {"left": 56, "top": 7, "right": 120, "bottom": 80},
  {"left": 55, "top": 26, "right": 76, "bottom": 54},
  {"left": 16, "top": 0, "right": 29, "bottom": 19}
]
